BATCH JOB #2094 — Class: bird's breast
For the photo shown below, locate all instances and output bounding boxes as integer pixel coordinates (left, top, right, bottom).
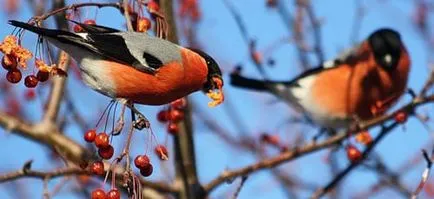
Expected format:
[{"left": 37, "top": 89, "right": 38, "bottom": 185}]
[{"left": 101, "top": 59, "right": 207, "bottom": 105}]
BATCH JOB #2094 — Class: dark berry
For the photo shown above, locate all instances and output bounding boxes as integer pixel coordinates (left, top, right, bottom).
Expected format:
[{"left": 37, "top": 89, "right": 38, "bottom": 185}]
[
  {"left": 36, "top": 70, "right": 49, "bottom": 82},
  {"left": 98, "top": 145, "right": 114, "bottom": 159}
]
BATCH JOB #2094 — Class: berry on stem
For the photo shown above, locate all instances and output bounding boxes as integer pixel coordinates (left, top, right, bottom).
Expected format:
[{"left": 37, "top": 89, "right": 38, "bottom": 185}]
[
  {"left": 394, "top": 111, "right": 408, "bottom": 124},
  {"left": 147, "top": 1, "right": 160, "bottom": 12},
  {"left": 91, "top": 188, "right": 107, "bottom": 199},
  {"left": 90, "top": 161, "right": 105, "bottom": 175},
  {"left": 155, "top": 145, "right": 169, "bottom": 160},
  {"left": 157, "top": 110, "right": 169, "bottom": 123},
  {"left": 136, "top": 17, "right": 151, "bottom": 32},
  {"left": 171, "top": 98, "right": 186, "bottom": 109},
  {"left": 167, "top": 123, "right": 179, "bottom": 135},
  {"left": 134, "top": 155, "right": 150, "bottom": 169},
  {"left": 346, "top": 144, "right": 362, "bottom": 163},
  {"left": 84, "top": 19, "right": 96, "bottom": 25},
  {"left": 2, "top": 55, "right": 17, "bottom": 70},
  {"left": 140, "top": 163, "right": 153, "bottom": 177},
  {"left": 169, "top": 109, "right": 184, "bottom": 122},
  {"left": 84, "top": 129, "right": 97, "bottom": 143},
  {"left": 36, "top": 70, "right": 49, "bottom": 82},
  {"left": 98, "top": 145, "right": 114, "bottom": 159},
  {"left": 95, "top": 132, "right": 110, "bottom": 149},
  {"left": 24, "top": 75, "right": 38, "bottom": 88},
  {"left": 6, "top": 69, "right": 22, "bottom": 84},
  {"left": 107, "top": 189, "right": 120, "bottom": 199},
  {"left": 73, "top": 24, "right": 84, "bottom": 33}
]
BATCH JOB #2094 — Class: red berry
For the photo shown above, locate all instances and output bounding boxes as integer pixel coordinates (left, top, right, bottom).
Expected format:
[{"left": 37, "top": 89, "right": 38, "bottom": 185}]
[
  {"left": 140, "top": 163, "right": 153, "bottom": 177},
  {"left": 169, "top": 110, "right": 184, "bottom": 122},
  {"left": 136, "top": 17, "right": 151, "bottom": 32},
  {"left": 91, "top": 188, "right": 107, "bottom": 199},
  {"left": 167, "top": 123, "right": 179, "bottom": 135},
  {"left": 6, "top": 69, "right": 22, "bottom": 84},
  {"left": 84, "top": 19, "right": 96, "bottom": 25},
  {"left": 90, "top": 161, "right": 105, "bottom": 175},
  {"left": 147, "top": 1, "right": 160, "bottom": 12},
  {"left": 24, "top": 75, "right": 38, "bottom": 88},
  {"left": 98, "top": 145, "right": 114, "bottom": 159},
  {"left": 155, "top": 145, "right": 169, "bottom": 160},
  {"left": 134, "top": 155, "right": 150, "bottom": 169},
  {"left": 2, "top": 55, "right": 17, "bottom": 70},
  {"left": 394, "top": 111, "right": 408, "bottom": 124},
  {"left": 107, "top": 189, "right": 120, "bottom": 199},
  {"left": 170, "top": 98, "right": 186, "bottom": 109},
  {"left": 36, "top": 70, "right": 49, "bottom": 82},
  {"left": 24, "top": 89, "right": 36, "bottom": 101},
  {"left": 157, "top": 110, "right": 169, "bottom": 123},
  {"left": 346, "top": 144, "right": 362, "bottom": 163},
  {"left": 95, "top": 133, "right": 110, "bottom": 149},
  {"left": 73, "top": 24, "right": 84, "bottom": 33},
  {"left": 84, "top": 129, "right": 97, "bottom": 143},
  {"left": 260, "top": 133, "right": 280, "bottom": 145}
]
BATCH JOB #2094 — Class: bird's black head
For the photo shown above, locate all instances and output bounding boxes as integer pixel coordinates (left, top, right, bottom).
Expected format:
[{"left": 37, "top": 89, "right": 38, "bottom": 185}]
[
  {"left": 189, "top": 48, "right": 224, "bottom": 107},
  {"left": 368, "top": 28, "right": 403, "bottom": 71},
  {"left": 189, "top": 49, "right": 223, "bottom": 92}
]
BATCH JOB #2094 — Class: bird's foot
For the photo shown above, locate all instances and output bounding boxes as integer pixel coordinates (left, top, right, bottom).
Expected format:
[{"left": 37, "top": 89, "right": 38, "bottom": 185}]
[{"left": 118, "top": 98, "right": 150, "bottom": 130}]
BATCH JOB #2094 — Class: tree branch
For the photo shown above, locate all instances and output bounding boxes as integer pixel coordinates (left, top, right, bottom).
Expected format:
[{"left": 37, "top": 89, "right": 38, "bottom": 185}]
[{"left": 203, "top": 95, "right": 434, "bottom": 194}]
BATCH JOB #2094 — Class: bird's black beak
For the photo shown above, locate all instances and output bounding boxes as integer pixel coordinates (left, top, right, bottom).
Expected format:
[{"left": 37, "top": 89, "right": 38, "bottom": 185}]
[{"left": 188, "top": 48, "right": 224, "bottom": 107}]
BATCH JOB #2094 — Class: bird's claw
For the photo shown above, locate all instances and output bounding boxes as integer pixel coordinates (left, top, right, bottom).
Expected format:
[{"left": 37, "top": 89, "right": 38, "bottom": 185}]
[{"left": 133, "top": 116, "right": 150, "bottom": 130}]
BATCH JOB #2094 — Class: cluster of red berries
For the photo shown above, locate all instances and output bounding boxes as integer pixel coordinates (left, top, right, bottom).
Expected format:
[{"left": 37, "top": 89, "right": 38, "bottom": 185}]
[
  {"left": 157, "top": 98, "right": 186, "bottom": 135},
  {"left": 84, "top": 129, "right": 114, "bottom": 160},
  {"left": 91, "top": 188, "right": 120, "bottom": 199},
  {"left": 2, "top": 56, "right": 48, "bottom": 87}
]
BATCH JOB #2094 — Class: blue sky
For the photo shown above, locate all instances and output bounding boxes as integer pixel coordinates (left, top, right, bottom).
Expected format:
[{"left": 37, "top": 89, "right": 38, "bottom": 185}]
[{"left": 0, "top": 0, "right": 433, "bottom": 199}]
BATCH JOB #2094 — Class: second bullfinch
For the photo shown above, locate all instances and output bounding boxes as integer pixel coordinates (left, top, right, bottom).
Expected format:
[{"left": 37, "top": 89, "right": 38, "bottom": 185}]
[
  {"left": 8, "top": 20, "right": 224, "bottom": 107},
  {"left": 231, "top": 28, "right": 411, "bottom": 129}
]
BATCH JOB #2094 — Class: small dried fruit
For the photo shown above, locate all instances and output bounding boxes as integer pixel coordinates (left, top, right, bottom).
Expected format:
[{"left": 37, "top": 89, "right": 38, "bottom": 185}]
[
  {"left": 155, "top": 145, "right": 169, "bottom": 160},
  {"left": 6, "top": 69, "right": 21, "bottom": 83},
  {"left": 24, "top": 75, "right": 38, "bottom": 88}
]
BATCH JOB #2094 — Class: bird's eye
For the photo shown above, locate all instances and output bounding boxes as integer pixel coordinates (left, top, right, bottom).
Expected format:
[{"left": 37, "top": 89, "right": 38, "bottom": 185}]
[{"left": 383, "top": 54, "right": 392, "bottom": 64}]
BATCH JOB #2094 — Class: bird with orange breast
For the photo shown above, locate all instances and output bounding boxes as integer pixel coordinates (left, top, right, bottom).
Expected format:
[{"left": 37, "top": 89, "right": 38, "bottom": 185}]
[
  {"left": 231, "top": 28, "right": 410, "bottom": 129},
  {"left": 8, "top": 20, "right": 224, "bottom": 110}
]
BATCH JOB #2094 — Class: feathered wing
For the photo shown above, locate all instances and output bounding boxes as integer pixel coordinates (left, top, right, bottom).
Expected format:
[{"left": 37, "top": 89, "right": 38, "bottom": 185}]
[{"left": 8, "top": 20, "right": 183, "bottom": 74}]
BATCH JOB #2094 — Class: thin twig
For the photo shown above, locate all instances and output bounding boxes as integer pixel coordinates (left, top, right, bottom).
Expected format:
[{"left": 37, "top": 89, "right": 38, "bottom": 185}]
[{"left": 411, "top": 149, "right": 434, "bottom": 199}]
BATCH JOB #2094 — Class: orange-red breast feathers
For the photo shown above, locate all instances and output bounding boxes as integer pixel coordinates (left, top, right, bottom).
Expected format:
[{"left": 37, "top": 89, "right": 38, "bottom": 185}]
[
  {"left": 309, "top": 41, "right": 410, "bottom": 120},
  {"left": 107, "top": 48, "right": 208, "bottom": 105}
]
